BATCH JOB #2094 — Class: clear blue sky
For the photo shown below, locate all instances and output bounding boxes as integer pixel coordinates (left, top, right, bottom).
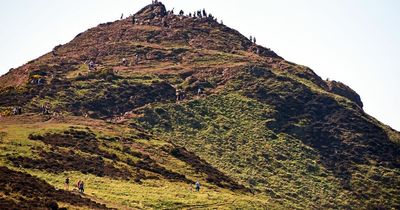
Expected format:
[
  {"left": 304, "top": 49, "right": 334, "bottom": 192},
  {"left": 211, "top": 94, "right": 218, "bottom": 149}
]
[{"left": 0, "top": 0, "right": 399, "bottom": 131}]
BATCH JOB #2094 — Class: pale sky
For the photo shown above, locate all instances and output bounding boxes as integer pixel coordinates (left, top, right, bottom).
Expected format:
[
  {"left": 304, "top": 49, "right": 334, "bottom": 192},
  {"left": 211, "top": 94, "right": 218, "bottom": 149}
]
[{"left": 0, "top": 0, "right": 399, "bottom": 131}]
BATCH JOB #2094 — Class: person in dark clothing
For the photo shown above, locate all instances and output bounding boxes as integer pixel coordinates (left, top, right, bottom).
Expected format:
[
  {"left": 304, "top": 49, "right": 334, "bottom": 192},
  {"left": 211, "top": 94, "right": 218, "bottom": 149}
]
[
  {"left": 65, "top": 177, "right": 70, "bottom": 190},
  {"left": 79, "top": 181, "right": 84, "bottom": 193},
  {"left": 17, "top": 107, "right": 22, "bottom": 115},
  {"left": 195, "top": 181, "right": 200, "bottom": 192}
]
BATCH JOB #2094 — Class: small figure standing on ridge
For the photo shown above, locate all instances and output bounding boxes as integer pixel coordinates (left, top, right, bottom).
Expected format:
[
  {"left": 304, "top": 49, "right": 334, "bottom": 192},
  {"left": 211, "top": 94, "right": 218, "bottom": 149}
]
[
  {"left": 253, "top": 37, "right": 257, "bottom": 44},
  {"left": 121, "top": 13, "right": 124, "bottom": 19},
  {"left": 202, "top": 9, "right": 207, "bottom": 17},
  {"left": 179, "top": 10, "right": 184, "bottom": 16}
]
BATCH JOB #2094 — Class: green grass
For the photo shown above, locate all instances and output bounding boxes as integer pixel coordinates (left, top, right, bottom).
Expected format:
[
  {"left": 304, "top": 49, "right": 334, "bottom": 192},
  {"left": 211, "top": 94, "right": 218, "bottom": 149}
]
[
  {"left": 0, "top": 120, "right": 282, "bottom": 209},
  {"left": 26, "top": 169, "right": 277, "bottom": 209},
  {"left": 134, "top": 92, "right": 400, "bottom": 209}
]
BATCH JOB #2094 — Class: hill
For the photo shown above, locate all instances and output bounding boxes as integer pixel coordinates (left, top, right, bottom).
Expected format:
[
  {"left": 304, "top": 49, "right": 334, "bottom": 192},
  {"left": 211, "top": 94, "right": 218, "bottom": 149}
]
[{"left": 0, "top": 2, "right": 399, "bottom": 209}]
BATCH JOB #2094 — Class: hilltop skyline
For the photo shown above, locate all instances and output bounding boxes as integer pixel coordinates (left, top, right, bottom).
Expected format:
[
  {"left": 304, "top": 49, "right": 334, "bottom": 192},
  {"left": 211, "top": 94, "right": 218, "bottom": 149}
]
[{"left": 0, "top": 0, "right": 399, "bottom": 130}]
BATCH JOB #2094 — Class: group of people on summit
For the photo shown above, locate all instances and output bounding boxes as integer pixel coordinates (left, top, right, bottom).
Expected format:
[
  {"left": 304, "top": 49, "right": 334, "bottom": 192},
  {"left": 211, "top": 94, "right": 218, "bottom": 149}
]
[
  {"left": 132, "top": 0, "right": 258, "bottom": 45},
  {"left": 131, "top": 0, "right": 220, "bottom": 26}
]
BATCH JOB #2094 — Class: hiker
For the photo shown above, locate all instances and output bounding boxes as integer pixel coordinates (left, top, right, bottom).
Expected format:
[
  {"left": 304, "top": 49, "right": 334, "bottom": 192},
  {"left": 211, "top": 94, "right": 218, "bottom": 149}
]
[
  {"left": 179, "top": 10, "right": 184, "bottom": 16},
  {"left": 65, "top": 177, "right": 70, "bottom": 190},
  {"left": 249, "top": 35, "right": 253, "bottom": 42},
  {"left": 79, "top": 180, "right": 84, "bottom": 193},
  {"left": 37, "top": 77, "right": 44, "bottom": 85},
  {"left": 176, "top": 89, "right": 186, "bottom": 101},
  {"left": 17, "top": 107, "right": 22, "bottom": 115},
  {"left": 12, "top": 107, "right": 18, "bottom": 115},
  {"left": 88, "top": 60, "right": 95, "bottom": 70},
  {"left": 180, "top": 91, "right": 186, "bottom": 101},
  {"left": 41, "top": 105, "right": 45, "bottom": 114},
  {"left": 202, "top": 9, "right": 207, "bottom": 17},
  {"left": 253, "top": 37, "right": 257, "bottom": 44},
  {"left": 195, "top": 181, "right": 201, "bottom": 192},
  {"left": 121, "top": 13, "right": 124, "bottom": 19},
  {"left": 135, "top": 54, "right": 140, "bottom": 64},
  {"left": 122, "top": 58, "right": 128, "bottom": 66},
  {"left": 132, "top": 16, "right": 136, "bottom": 24},
  {"left": 197, "top": 10, "right": 202, "bottom": 18},
  {"left": 41, "top": 104, "right": 50, "bottom": 115},
  {"left": 176, "top": 89, "right": 181, "bottom": 101},
  {"left": 197, "top": 87, "right": 202, "bottom": 96}
]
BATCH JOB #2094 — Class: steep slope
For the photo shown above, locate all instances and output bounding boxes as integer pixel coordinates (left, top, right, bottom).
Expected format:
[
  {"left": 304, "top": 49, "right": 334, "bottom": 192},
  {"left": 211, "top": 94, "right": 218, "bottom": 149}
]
[{"left": 0, "top": 2, "right": 399, "bottom": 209}]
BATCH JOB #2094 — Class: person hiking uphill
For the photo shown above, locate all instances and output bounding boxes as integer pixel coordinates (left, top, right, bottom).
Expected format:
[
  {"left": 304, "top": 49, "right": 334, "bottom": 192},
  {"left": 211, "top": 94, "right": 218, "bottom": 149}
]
[
  {"left": 65, "top": 177, "right": 70, "bottom": 190},
  {"left": 195, "top": 181, "right": 201, "bottom": 192},
  {"left": 79, "top": 180, "right": 85, "bottom": 193}
]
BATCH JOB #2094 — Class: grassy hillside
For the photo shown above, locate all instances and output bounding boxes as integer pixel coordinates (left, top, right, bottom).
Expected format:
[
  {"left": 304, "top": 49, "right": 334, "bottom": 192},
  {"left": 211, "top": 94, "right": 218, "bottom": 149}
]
[
  {"left": 0, "top": 1, "right": 399, "bottom": 209},
  {"left": 0, "top": 116, "right": 281, "bottom": 209}
]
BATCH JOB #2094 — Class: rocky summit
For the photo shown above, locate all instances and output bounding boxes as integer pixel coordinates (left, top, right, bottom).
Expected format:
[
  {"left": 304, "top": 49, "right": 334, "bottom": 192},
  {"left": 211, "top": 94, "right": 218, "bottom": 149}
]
[{"left": 0, "top": 2, "right": 399, "bottom": 209}]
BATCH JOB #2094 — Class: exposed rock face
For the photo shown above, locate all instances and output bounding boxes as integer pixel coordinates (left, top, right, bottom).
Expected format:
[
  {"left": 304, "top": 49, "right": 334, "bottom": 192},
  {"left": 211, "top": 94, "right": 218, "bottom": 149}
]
[
  {"left": 135, "top": 2, "right": 167, "bottom": 21},
  {"left": 327, "top": 80, "right": 363, "bottom": 108}
]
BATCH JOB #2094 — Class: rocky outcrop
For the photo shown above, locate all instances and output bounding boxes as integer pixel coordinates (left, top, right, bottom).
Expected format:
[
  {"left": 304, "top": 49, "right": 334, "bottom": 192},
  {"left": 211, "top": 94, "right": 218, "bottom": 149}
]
[
  {"left": 326, "top": 80, "right": 363, "bottom": 108},
  {"left": 134, "top": 2, "right": 167, "bottom": 22}
]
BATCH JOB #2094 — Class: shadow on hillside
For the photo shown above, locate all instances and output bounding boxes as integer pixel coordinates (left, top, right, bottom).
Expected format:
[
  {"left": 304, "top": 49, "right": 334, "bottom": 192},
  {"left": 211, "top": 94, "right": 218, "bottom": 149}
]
[
  {"left": 0, "top": 166, "right": 109, "bottom": 209},
  {"left": 246, "top": 71, "right": 400, "bottom": 190}
]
